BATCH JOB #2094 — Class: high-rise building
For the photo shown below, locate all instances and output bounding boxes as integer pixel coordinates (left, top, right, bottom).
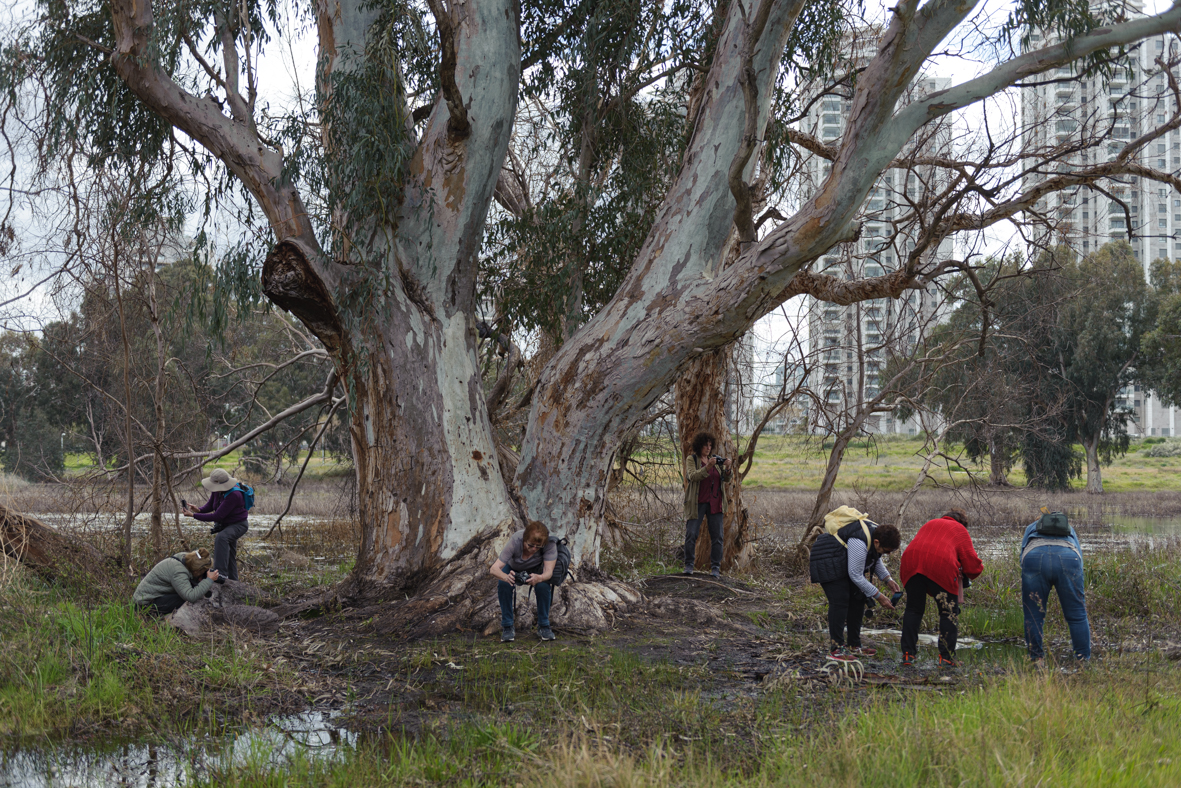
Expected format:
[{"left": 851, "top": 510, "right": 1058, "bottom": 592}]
[
  {"left": 795, "top": 43, "right": 955, "bottom": 435},
  {"left": 1021, "top": 0, "right": 1180, "bottom": 436}
]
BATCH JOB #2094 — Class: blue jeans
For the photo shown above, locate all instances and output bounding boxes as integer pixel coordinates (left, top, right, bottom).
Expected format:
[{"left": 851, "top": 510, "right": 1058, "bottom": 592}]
[
  {"left": 1022, "top": 545, "right": 1091, "bottom": 660},
  {"left": 498, "top": 579, "right": 552, "bottom": 628},
  {"left": 684, "top": 503, "right": 724, "bottom": 570}
]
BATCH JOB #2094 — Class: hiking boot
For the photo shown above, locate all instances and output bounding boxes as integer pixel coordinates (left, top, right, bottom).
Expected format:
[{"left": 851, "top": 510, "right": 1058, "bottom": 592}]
[
  {"left": 850, "top": 645, "right": 877, "bottom": 657},
  {"left": 938, "top": 655, "right": 959, "bottom": 668},
  {"left": 683, "top": 566, "right": 694, "bottom": 575},
  {"left": 500, "top": 626, "right": 515, "bottom": 643},
  {"left": 710, "top": 567, "right": 721, "bottom": 579},
  {"left": 538, "top": 626, "right": 556, "bottom": 641},
  {"left": 828, "top": 647, "right": 858, "bottom": 663},
  {"left": 900, "top": 651, "right": 915, "bottom": 667}
]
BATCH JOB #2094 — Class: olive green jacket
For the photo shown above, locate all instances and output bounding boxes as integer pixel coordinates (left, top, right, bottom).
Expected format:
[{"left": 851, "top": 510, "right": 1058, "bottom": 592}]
[
  {"left": 683, "top": 454, "right": 729, "bottom": 521},
  {"left": 133, "top": 553, "right": 213, "bottom": 606}
]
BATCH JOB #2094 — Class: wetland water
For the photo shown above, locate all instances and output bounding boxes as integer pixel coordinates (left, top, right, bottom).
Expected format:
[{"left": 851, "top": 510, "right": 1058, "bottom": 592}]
[{"left": 0, "top": 713, "right": 357, "bottom": 788}]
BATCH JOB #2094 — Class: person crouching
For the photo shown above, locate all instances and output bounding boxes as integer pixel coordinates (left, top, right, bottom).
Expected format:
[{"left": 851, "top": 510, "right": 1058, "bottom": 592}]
[
  {"left": 133, "top": 548, "right": 219, "bottom": 615},
  {"left": 490, "top": 520, "right": 557, "bottom": 643},
  {"left": 810, "top": 520, "right": 902, "bottom": 660}
]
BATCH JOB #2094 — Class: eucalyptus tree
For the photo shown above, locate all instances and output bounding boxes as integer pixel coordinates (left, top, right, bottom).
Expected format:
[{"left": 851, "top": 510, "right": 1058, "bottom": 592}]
[
  {"left": 9, "top": 0, "right": 1181, "bottom": 630},
  {"left": 1141, "top": 257, "right": 1181, "bottom": 406},
  {"left": 1060, "top": 242, "right": 1154, "bottom": 493}
]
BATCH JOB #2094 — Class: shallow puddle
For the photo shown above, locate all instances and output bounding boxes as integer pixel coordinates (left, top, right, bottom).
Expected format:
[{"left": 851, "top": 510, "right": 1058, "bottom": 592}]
[{"left": 0, "top": 712, "right": 357, "bottom": 787}]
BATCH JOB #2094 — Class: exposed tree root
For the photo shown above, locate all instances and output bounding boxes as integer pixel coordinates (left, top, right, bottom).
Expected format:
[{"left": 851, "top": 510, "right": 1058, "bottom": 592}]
[
  {"left": 0, "top": 503, "right": 114, "bottom": 585},
  {"left": 168, "top": 580, "right": 278, "bottom": 636}
]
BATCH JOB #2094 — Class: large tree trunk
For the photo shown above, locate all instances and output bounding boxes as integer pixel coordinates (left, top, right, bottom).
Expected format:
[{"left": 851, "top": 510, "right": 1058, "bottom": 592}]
[
  {"left": 1082, "top": 434, "right": 1103, "bottom": 494},
  {"left": 517, "top": 0, "right": 810, "bottom": 567},
  {"left": 674, "top": 347, "right": 753, "bottom": 572}
]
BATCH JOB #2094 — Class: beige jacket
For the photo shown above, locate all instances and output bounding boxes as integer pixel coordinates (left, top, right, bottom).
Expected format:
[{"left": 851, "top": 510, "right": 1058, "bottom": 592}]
[{"left": 682, "top": 453, "right": 729, "bottom": 520}]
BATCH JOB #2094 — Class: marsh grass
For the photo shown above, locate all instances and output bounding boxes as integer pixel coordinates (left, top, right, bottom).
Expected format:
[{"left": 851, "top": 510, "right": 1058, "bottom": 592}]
[
  {"left": 176, "top": 655, "right": 1181, "bottom": 788},
  {"left": 0, "top": 573, "right": 293, "bottom": 739}
]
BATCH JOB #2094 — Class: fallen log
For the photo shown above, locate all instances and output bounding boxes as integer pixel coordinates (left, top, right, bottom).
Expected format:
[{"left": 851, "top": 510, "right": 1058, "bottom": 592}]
[{"left": 0, "top": 503, "right": 112, "bottom": 584}]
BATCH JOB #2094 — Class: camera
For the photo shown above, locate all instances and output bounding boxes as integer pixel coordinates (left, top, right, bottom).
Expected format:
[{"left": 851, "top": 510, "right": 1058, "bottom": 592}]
[
  {"left": 180, "top": 498, "right": 188, "bottom": 508},
  {"left": 712, "top": 455, "right": 728, "bottom": 465},
  {"left": 515, "top": 570, "right": 531, "bottom": 586}
]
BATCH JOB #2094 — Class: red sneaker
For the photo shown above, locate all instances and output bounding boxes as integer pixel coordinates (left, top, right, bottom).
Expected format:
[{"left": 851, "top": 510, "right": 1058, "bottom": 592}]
[
  {"left": 828, "top": 647, "right": 859, "bottom": 662},
  {"left": 850, "top": 645, "right": 877, "bottom": 657},
  {"left": 938, "top": 655, "right": 960, "bottom": 667}
]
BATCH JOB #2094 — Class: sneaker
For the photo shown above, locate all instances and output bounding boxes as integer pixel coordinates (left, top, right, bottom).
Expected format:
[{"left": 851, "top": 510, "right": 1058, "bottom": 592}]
[
  {"left": 710, "top": 567, "right": 721, "bottom": 579},
  {"left": 538, "top": 626, "right": 555, "bottom": 641},
  {"left": 683, "top": 566, "right": 694, "bottom": 575},
  {"left": 938, "top": 655, "right": 959, "bottom": 668},
  {"left": 500, "top": 626, "right": 515, "bottom": 642},
  {"left": 850, "top": 645, "right": 877, "bottom": 657},
  {"left": 900, "top": 651, "right": 915, "bottom": 667},
  {"left": 828, "top": 647, "right": 858, "bottom": 662}
]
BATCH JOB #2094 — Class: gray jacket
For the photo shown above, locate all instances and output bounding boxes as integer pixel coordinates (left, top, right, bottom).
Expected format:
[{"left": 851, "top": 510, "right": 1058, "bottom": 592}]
[{"left": 133, "top": 553, "right": 213, "bottom": 606}]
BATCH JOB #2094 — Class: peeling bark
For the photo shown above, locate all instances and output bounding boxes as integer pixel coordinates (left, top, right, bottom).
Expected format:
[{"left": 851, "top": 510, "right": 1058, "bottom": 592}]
[{"left": 674, "top": 347, "right": 752, "bottom": 572}]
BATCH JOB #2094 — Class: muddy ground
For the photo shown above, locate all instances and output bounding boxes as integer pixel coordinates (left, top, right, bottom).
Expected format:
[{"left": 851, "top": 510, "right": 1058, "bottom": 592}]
[{"left": 214, "top": 569, "right": 1178, "bottom": 751}]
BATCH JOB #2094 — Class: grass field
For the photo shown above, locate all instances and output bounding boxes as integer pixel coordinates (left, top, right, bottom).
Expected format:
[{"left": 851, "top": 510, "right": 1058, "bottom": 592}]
[
  {"left": 651, "top": 434, "right": 1181, "bottom": 493},
  {"left": 54, "top": 433, "right": 1181, "bottom": 496}
]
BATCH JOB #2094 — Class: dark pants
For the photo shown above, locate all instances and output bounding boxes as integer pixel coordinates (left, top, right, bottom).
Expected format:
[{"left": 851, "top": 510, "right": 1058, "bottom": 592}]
[
  {"left": 138, "top": 577, "right": 203, "bottom": 615},
  {"left": 498, "top": 579, "right": 552, "bottom": 628},
  {"left": 684, "top": 503, "right": 723, "bottom": 571},
  {"left": 900, "top": 573, "right": 960, "bottom": 660},
  {"left": 213, "top": 520, "right": 248, "bottom": 581},
  {"left": 1022, "top": 545, "right": 1091, "bottom": 660},
  {"left": 820, "top": 577, "right": 867, "bottom": 649}
]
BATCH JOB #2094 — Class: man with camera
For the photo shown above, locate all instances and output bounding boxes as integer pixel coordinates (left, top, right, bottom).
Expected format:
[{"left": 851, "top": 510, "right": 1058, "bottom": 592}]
[
  {"left": 682, "top": 430, "right": 732, "bottom": 578},
  {"left": 490, "top": 520, "right": 558, "bottom": 643}
]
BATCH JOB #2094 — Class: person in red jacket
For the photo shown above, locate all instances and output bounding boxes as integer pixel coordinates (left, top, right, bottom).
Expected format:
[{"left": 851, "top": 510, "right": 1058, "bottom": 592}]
[{"left": 898, "top": 508, "right": 983, "bottom": 667}]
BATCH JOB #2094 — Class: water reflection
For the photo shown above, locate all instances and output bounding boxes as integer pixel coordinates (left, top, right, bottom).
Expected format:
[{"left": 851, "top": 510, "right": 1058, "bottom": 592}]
[{"left": 0, "top": 712, "right": 356, "bottom": 788}]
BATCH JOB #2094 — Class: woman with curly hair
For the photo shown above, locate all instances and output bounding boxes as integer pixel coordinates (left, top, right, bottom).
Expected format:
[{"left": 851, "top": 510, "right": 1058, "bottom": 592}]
[{"left": 682, "top": 431, "right": 732, "bottom": 578}]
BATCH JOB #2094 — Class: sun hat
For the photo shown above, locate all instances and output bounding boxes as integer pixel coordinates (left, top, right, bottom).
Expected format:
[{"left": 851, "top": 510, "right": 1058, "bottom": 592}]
[
  {"left": 182, "top": 548, "right": 213, "bottom": 576},
  {"left": 201, "top": 468, "right": 239, "bottom": 493}
]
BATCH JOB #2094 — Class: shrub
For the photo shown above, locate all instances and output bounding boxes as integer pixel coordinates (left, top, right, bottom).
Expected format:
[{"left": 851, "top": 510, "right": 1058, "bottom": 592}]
[{"left": 1142, "top": 439, "right": 1181, "bottom": 457}]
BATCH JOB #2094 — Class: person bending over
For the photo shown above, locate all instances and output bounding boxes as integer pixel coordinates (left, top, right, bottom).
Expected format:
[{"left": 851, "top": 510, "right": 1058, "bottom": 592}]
[
  {"left": 1021, "top": 512, "right": 1091, "bottom": 663},
  {"left": 184, "top": 468, "right": 249, "bottom": 581},
  {"left": 810, "top": 519, "right": 901, "bottom": 660},
  {"left": 898, "top": 508, "right": 983, "bottom": 667},
  {"left": 682, "top": 431, "right": 732, "bottom": 578},
  {"left": 133, "top": 548, "right": 218, "bottom": 615},
  {"left": 490, "top": 520, "right": 557, "bottom": 643}
]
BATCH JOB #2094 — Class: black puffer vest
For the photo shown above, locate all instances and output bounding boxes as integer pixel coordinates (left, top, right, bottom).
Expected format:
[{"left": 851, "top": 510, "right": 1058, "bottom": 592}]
[{"left": 809, "top": 520, "right": 880, "bottom": 585}]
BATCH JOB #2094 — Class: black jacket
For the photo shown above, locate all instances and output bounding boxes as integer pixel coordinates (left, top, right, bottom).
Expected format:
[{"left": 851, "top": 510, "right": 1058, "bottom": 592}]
[{"left": 809, "top": 520, "right": 880, "bottom": 585}]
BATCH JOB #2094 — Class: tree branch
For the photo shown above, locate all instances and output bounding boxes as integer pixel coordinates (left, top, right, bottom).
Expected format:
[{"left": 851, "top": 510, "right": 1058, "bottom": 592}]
[{"left": 424, "top": 0, "right": 471, "bottom": 139}]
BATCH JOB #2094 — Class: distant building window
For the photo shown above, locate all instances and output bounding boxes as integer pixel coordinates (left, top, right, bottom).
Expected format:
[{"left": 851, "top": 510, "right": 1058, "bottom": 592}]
[{"left": 1164, "top": 429, "right": 1171, "bottom": 437}]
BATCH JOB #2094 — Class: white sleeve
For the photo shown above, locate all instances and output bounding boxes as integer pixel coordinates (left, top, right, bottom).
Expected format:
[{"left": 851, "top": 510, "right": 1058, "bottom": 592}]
[
  {"left": 846, "top": 540, "right": 880, "bottom": 598},
  {"left": 872, "top": 557, "right": 891, "bottom": 581}
]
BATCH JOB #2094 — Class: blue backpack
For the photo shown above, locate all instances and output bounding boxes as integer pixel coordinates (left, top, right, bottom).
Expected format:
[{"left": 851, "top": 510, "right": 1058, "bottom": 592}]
[{"left": 233, "top": 483, "right": 255, "bottom": 511}]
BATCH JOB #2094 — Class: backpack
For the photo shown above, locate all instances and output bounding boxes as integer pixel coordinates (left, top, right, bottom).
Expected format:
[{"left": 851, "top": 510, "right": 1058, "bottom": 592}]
[
  {"left": 233, "top": 483, "right": 255, "bottom": 511},
  {"left": 1036, "top": 509, "right": 1070, "bottom": 537},
  {"left": 540, "top": 536, "right": 572, "bottom": 587},
  {"left": 823, "top": 506, "right": 872, "bottom": 548}
]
